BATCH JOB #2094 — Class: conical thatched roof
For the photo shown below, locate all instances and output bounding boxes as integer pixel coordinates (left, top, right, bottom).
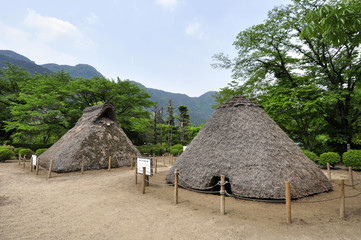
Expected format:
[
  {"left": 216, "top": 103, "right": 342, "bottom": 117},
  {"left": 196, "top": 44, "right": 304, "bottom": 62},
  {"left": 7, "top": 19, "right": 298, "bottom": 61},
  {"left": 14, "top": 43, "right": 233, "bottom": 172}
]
[
  {"left": 39, "top": 102, "right": 140, "bottom": 172},
  {"left": 166, "top": 95, "right": 332, "bottom": 199}
]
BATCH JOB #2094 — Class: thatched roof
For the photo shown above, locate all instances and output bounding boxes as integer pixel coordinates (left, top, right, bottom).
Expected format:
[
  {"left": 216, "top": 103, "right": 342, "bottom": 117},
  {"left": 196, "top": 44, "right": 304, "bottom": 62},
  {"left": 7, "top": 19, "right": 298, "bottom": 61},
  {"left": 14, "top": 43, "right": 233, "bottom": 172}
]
[
  {"left": 166, "top": 95, "right": 332, "bottom": 199},
  {"left": 39, "top": 102, "right": 140, "bottom": 172}
]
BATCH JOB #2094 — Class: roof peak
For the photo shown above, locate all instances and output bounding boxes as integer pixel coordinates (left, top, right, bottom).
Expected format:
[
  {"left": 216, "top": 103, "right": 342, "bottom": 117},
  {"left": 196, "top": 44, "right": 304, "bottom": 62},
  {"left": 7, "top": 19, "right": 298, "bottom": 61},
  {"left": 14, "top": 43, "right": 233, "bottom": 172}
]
[{"left": 218, "top": 95, "right": 260, "bottom": 108}]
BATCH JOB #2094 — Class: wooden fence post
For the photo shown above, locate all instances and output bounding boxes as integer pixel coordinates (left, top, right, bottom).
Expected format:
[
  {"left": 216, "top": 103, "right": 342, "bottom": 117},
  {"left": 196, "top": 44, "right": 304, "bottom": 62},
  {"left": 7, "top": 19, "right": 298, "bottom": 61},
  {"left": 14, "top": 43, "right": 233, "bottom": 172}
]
[
  {"left": 35, "top": 157, "right": 40, "bottom": 175},
  {"left": 327, "top": 162, "right": 331, "bottom": 180},
  {"left": 340, "top": 179, "right": 345, "bottom": 219},
  {"left": 108, "top": 155, "right": 112, "bottom": 171},
  {"left": 23, "top": 156, "right": 26, "bottom": 168},
  {"left": 134, "top": 163, "right": 137, "bottom": 185},
  {"left": 174, "top": 169, "right": 179, "bottom": 204},
  {"left": 48, "top": 160, "right": 54, "bottom": 178},
  {"left": 30, "top": 156, "right": 33, "bottom": 172},
  {"left": 18, "top": 153, "right": 21, "bottom": 165},
  {"left": 81, "top": 157, "right": 85, "bottom": 174},
  {"left": 142, "top": 167, "right": 146, "bottom": 194},
  {"left": 285, "top": 181, "right": 292, "bottom": 224},
  {"left": 155, "top": 157, "right": 158, "bottom": 174},
  {"left": 220, "top": 175, "right": 225, "bottom": 215},
  {"left": 348, "top": 167, "right": 354, "bottom": 188},
  {"left": 131, "top": 154, "right": 135, "bottom": 170}
]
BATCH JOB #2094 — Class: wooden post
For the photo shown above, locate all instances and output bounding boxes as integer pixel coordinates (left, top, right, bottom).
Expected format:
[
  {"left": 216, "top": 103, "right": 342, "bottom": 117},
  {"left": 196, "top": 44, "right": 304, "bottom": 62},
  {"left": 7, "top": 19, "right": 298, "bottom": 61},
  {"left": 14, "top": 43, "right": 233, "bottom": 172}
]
[
  {"left": 285, "top": 181, "right": 292, "bottom": 224},
  {"left": 340, "top": 179, "right": 345, "bottom": 219},
  {"left": 48, "top": 160, "right": 54, "bottom": 178},
  {"left": 108, "top": 155, "right": 112, "bottom": 171},
  {"left": 134, "top": 163, "right": 137, "bottom": 185},
  {"left": 18, "top": 153, "right": 21, "bottom": 165},
  {"left": 30, "top": 156, "right": 33, "bottom": 172},
  {"left": 348, "top": 167, "right": 354, "bottom": 188},
  {"left": 327, "top": 162, "right": 331, "bottom": 180},
  {"left": 142, "top": 167, "right": 146, "bottom": 194},
  {"left": 131, "top": 154, "right": 134, "bottom": 170},
  {"left": 23, "top": 156, "right": 26, "bottom": 168},
  {"left": 36, "top": 157, "right": 40, "bottom": 175},
  {"left": 174, "top": 169, "right": 179, "bottom": 204},
  {"left": 220, "top": 175, "right": 225, "bottom": 215},
  {"left": 81, "top": 157, "right": 85, "bottom": 174},
  {"left": 155, "top": 157, "right": 158, "bottom": 174}
]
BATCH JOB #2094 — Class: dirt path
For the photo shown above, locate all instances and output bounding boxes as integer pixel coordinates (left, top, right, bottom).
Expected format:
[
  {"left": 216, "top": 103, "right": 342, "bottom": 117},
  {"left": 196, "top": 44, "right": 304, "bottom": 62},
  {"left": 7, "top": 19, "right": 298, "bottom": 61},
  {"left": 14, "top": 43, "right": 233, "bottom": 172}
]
[{"left": 1, "top": 160, "right": 361, "bottom": 240}]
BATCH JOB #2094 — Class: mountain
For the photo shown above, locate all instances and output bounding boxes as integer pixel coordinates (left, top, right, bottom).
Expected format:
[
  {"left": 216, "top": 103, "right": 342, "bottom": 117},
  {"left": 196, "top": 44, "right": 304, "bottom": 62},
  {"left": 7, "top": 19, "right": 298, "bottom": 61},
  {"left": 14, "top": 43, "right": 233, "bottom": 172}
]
[
  {"left": 0, "top": 50, "right": 53, "bottom": 75},
  {"left": 134, "top": 82, "right": 215, "bottom": 125},
  {"left": 0, "top": 50, "right": 215, "bottom": 125},
  {"left": 42, "top": 63, "right": 103, "bottom": 78}
]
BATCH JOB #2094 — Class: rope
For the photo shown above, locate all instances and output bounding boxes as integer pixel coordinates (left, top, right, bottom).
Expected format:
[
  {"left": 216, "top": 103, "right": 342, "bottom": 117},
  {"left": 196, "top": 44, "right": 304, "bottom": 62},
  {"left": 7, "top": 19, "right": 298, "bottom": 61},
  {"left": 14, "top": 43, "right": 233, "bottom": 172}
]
[
  {"left": 178, "top": 175, "right": 221, "bottom": 190},
  {"left": 144, "top": 179, "right": 174, "bottom": 187},
  {"left": 225, "top": 190, "right": 286, "bottom": 203}
]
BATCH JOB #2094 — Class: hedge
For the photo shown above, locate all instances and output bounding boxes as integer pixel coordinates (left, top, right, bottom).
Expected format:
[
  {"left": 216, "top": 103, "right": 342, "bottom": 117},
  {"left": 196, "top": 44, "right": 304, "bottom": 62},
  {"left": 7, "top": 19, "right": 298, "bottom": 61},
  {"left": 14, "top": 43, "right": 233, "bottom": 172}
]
[
  {"left": 0, "top": 148, "right": 14, "bottom": 162},
  {"left": 19, "top": 148, "right": 33, "bottom": 158},
  {"left": 319, "top": 152, "right": 340, "bottom": 167},
  {"left": 302, "top": 149, "right": 318, "bottom": 162},
  {"left": 36, "top": 148, "right": 48, "bottom": 156},
  {"left": 343, "top": 150, "right": 361, "bottom": 169},
  {"left": 169, "top": 144, "right": 184, "bottom": 156}
]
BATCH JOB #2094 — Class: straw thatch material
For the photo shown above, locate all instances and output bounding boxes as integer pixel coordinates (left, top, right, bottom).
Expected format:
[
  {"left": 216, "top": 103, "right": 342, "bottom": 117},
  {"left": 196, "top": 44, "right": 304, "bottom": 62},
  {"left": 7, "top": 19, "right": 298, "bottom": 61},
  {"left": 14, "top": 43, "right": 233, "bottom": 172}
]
[
  {"left": 166, "top": 95, "right": 332, "bottom": 199},
  {"left": 39, "top": 102, "right": 140, "bottom": 172}
]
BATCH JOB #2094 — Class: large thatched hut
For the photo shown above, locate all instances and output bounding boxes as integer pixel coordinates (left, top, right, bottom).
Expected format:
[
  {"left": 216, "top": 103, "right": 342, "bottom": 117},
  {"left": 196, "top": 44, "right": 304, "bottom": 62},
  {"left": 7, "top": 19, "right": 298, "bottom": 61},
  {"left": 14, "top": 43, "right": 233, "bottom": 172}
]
[
  {"left": 39, "top": 102, "right": 140, "bottom": 172},
  {"left": 166, "top": 95, "right": 332, "bottom": 199}
]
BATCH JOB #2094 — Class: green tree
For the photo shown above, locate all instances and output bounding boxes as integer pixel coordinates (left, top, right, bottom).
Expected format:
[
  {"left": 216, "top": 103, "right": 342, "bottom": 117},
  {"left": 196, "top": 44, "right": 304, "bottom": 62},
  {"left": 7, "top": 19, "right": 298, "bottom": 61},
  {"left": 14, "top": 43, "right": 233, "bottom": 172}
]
[
  {"left": 178, "top": 105, "right": 190, "bottom": 145},
  {"left": 166, "top": 99, "right": 175, "bottom": 148},
  {"left": 212, "top": 0, "right": 361, "bottom": 153}
]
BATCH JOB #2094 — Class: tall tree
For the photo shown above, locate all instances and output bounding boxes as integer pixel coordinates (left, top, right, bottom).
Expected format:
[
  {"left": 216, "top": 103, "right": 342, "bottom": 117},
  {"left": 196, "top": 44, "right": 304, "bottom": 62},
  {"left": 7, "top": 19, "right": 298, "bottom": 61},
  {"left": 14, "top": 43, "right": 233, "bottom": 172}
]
[
  {"left": 166, "top": 99, "right": 175, "bottom": 148},
  {"left": 213, "top": 0, "right": 361, "bottom": 152},
  {"left": 178, "top": 105, "right": 190, "bottom": 145}
]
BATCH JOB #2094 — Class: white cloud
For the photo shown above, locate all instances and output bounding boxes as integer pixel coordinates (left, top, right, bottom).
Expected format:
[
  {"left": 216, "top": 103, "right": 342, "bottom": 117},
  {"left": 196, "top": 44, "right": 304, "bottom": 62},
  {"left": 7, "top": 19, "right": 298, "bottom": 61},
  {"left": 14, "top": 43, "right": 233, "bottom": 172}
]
[
  {"left": 23, "top": 9, "right": 94, "bottom": 48},
  {"left": 155, "top": 0, "right": 178, "bottom": 11},
  {"left": 185, "top": 22, "right": 206, "bottom": 39}
]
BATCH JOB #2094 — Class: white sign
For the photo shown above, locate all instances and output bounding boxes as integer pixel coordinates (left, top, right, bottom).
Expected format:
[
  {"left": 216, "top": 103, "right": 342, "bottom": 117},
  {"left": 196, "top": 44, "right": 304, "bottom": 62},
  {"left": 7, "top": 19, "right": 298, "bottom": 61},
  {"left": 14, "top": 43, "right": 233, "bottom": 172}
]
[
  {"left": 137, "top": 158, "right": 153, "bottom": 176},
  {"left": 32, "top": 154, "right": 37, "bottom": 166}
]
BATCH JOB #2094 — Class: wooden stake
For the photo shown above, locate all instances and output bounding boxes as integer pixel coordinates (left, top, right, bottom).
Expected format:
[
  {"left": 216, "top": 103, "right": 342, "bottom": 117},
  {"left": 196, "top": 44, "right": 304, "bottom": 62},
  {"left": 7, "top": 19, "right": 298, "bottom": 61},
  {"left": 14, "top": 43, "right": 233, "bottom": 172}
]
[
  {"left": 340, "top": 179, "right": 345, "bottom": 219},
  {"left": 81, "top": 157, "right": 84, "bottom": 174},
  {"left": 48, "top": 160, "right": 54, "bottom": 178},
  {"left": 285, "top": 181, "right": 291, "bottom": 224},
  {"left": 36, "top": 157, "right": 40, "bottom": 175},
  {"left": 18, "top": 153, "right": 21, "bottom": 165},
  {"left": 220, "top": 175, "right": 225, "bottom": 215},
  {"left": 155, "top": 157, "right": 158, "bottom": 174},
  {"left": 134, "top": 163, "right": 137, "bottom": 185},
  {"left": 174, "top": 169, "right": 179, "bottom": 204},
  {"left": 23, "top": 156, "right": 26, "bottom": 168},
  {"left": 30, "top": 156, "right": 33, "bottom": 172},
  {"left": 327, "top": 162, "right": 331, "bottom": 180},
  {"left": 108, "top": 155, "right": 112, "bottom": 171},
  {"left": 348, "top": 167, "right": 354, "bottom": 188},
  {"left": 142, "top": 167, "right": 146, "bottom": 194},
  {"left": 131, "top": 154, "right": 134, "bottom": 170}
]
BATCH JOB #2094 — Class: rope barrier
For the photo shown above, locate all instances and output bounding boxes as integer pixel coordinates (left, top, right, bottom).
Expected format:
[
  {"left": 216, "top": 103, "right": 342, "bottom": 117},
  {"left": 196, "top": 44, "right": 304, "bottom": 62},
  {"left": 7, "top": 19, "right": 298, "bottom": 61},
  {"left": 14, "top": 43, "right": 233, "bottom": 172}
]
[{"left": 144, "top": 179, "right": 174, "bottom": 187}]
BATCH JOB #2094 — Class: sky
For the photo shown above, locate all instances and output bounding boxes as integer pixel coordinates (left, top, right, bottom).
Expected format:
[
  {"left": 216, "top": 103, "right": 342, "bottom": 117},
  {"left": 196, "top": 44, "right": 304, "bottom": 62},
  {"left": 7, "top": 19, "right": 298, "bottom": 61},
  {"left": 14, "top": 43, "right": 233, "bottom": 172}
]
[{"left": 0, "top": 0, "right": 291, "bottom": 97}]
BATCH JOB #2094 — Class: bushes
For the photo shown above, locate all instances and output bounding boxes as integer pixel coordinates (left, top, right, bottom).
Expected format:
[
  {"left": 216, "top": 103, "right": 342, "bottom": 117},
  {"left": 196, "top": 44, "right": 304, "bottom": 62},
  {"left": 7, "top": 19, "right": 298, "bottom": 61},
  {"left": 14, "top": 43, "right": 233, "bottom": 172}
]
[
  {"left": 14, "top": 147, "right": 25, "bottom": 155},
  {"left": 137, "top": 144, "right": 166, "bottom": 156},
  {"left": 302, "top": 149, "right": 317, "bottom": 162},
  {"left": 0, "top": 148, "right": 14, "bottom": 162},
  {"left": 170, "top": 144, "right": 184, "bottom": 156},
  {"left": 36, "top": 148, "right": 48, "bottom": 156},
  {"left": 19, "top": 148, "right": 33, "bottom": 158},
  {"left": 319, "top": 152, "right": 340, "bottom": 167},
  {"left": 343, "top": 150, "right": 361, "bottom": 169}
]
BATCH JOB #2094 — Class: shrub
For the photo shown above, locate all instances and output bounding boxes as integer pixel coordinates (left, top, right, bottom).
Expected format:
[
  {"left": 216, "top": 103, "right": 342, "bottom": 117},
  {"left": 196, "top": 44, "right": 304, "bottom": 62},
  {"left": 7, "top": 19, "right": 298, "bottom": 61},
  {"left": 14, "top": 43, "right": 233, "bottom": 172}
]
[
  {"left": 19, "top": 148, "right": 33, "bottom": 158},
  {"left": 343, "top": 150, "right": 361, "bottom": 169},
  {"left": 302, "top": 149, "right": 318, "bottom": 162},
  {"left": 14, "top": 147, "right": 25, "bottom": 155},
  {"left": 169, "top": 144, "right": 184, "bottom": 156},
  {"left": 319, "top": 152, "right": 340, "bottom": 167},
  {"left": 0, "top": 148, "right": 14, "bottom": 162},
  {"left": 36, "top": 148, "right": 48, "bottom": 156}
]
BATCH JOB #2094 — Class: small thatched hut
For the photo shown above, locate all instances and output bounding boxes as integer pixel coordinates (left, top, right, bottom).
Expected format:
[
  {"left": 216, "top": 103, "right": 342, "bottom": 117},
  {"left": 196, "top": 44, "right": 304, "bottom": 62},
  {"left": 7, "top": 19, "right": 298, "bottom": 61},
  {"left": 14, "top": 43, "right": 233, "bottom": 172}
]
[
  {"left": 166, "top": 95, "right": 332, "bottom": 199},
  {"left": 39, "top": 102, "right": 140, "bottom": 172}
]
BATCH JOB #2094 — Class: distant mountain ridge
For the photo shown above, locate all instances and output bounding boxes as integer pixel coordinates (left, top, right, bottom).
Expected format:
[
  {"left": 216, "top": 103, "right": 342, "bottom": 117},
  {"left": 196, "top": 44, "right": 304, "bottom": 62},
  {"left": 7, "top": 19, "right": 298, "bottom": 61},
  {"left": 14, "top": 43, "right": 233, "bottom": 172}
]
[{"left": 0, "top": 49, "right": 215, "bottom": 125}]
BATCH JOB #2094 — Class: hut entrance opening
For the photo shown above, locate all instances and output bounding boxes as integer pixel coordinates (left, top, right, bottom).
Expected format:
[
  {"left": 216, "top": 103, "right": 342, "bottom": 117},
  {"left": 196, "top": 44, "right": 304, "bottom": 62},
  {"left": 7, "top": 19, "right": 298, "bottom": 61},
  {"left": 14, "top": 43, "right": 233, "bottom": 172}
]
[
  {"left": 98, "top": 107, "right": 117, "bottom": 126},
  {"left": 209, "top": 176, "right": 232, "bottom": 195}
]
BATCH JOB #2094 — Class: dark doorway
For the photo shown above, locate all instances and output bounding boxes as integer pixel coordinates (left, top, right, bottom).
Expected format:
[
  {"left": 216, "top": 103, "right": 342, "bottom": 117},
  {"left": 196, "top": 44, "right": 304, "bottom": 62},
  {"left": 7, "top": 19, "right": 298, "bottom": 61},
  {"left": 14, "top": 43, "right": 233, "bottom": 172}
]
[{"left": 209, "top": 176, "right": 232, "bottom": 195}]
